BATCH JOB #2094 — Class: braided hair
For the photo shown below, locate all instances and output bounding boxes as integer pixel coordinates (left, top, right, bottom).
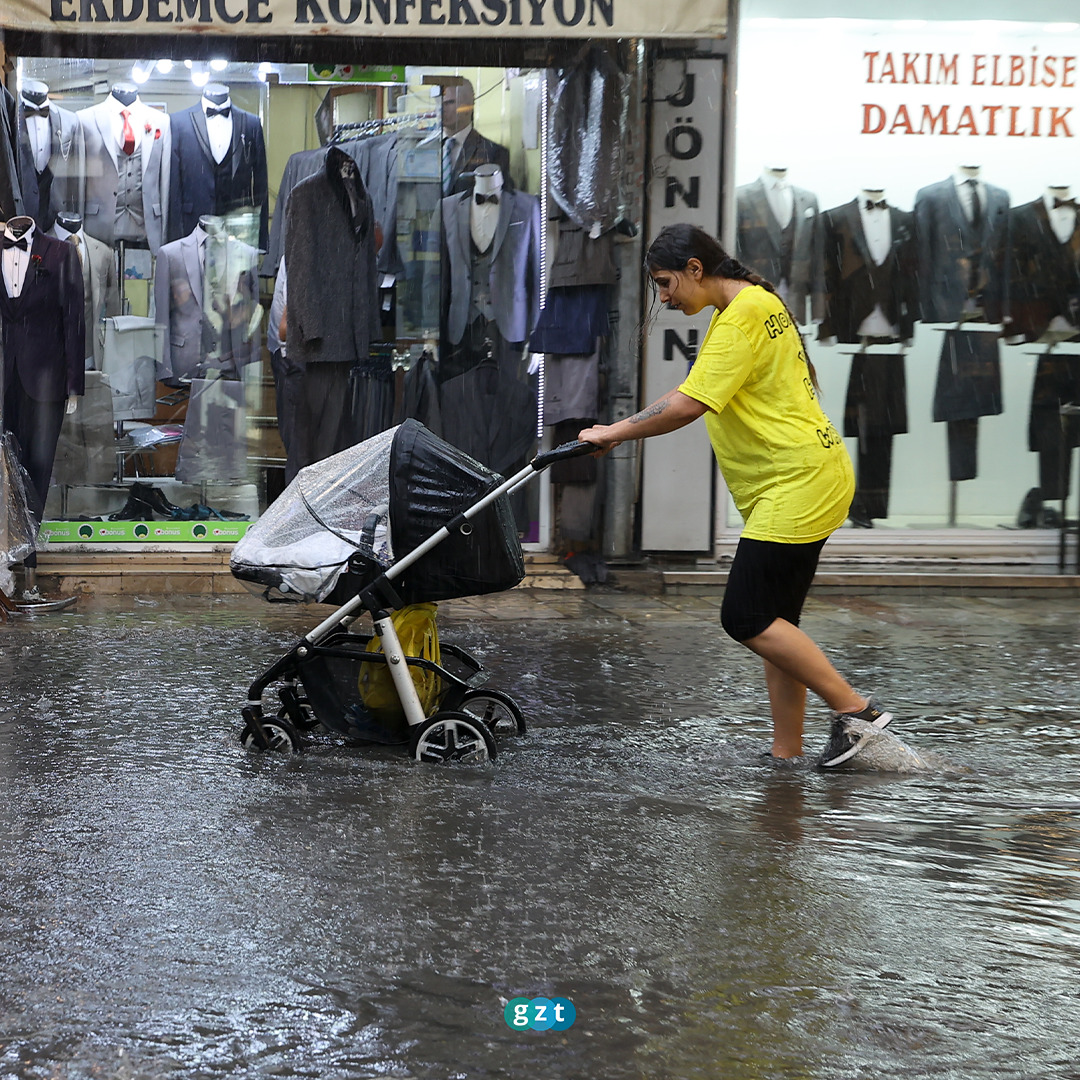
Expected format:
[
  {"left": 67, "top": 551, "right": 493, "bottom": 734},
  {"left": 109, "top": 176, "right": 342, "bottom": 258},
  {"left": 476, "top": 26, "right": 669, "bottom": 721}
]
[{"left": 644, "top": 223, "right": 820, "bottom": 392}]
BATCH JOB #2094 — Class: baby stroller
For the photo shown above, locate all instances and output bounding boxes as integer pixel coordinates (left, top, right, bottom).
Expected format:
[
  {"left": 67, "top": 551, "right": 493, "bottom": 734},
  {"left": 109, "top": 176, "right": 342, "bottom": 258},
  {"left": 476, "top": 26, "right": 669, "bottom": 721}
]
[{"left": 230, "top": 419, "right": 591, "bottom": 763}]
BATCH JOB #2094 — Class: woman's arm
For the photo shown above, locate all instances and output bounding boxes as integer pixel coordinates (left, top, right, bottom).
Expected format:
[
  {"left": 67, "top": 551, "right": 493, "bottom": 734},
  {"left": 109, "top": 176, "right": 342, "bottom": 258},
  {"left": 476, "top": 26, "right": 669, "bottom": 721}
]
[{"left": 578, "top": 388, "right": 707, "bottom": 455}]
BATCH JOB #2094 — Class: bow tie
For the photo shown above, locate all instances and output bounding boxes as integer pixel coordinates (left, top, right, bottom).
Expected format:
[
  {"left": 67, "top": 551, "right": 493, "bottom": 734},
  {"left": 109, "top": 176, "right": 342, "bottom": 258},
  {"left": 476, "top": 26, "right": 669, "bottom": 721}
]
[
  {"left": 1054, "top": 196, "right": 1076, "bottom": 210},
  {"left": 23, "top": 104, "right": 50, "bottom": 118},
  {"left": 206, "top": 106, "right": 231, "bottom": 119},
  {"left": 475, "top": 192, "right": 499, "bottom": 206},
  {"left": 1, "top": 235, "right": 29, "bottom": 251},
  {"left": 864, "top": 199, "right": 887, "bottom": 211}
]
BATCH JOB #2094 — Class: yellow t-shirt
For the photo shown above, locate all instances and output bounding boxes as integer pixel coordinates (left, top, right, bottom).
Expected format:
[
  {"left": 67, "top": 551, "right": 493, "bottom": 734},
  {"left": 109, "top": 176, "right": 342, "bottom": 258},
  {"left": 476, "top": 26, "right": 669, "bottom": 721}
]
[{"left": 678, "top": 286, "right": 854, "bottom": 543}]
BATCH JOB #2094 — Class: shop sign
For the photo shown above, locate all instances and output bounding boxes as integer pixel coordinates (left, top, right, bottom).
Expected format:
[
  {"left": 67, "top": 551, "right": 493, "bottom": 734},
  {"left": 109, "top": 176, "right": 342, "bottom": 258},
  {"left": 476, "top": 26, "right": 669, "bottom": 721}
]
[
  {"left": 639, "top": 56, "right": 724, "bottom": 552},
  {"left": 5, "top": 0, "right": 726, "bottom": 38},
  {"left": 40, "top": 521, "right": 250, "bottom": 543}
]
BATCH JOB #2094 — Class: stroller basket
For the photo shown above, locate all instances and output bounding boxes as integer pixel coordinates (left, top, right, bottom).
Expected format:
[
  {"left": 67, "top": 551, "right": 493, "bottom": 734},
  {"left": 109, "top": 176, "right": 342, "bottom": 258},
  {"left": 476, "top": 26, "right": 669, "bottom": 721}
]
[{"left": 231, "top": 420, "right": 524, "bottom": 604}]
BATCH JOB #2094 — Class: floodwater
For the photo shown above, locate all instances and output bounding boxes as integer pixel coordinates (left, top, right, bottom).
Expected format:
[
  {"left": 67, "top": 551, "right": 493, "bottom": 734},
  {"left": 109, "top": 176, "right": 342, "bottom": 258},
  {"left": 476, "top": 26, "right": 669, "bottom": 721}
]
[{"left": 1, "top": 590, "right": 1079, "bottom": 1079}]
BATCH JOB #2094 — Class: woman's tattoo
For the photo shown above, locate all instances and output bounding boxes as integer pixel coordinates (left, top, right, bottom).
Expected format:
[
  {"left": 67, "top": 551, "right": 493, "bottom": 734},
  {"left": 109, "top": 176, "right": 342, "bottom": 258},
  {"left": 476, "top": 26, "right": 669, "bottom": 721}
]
[{"left": 629, "top": 399, "right": 669, "bottom": 424}]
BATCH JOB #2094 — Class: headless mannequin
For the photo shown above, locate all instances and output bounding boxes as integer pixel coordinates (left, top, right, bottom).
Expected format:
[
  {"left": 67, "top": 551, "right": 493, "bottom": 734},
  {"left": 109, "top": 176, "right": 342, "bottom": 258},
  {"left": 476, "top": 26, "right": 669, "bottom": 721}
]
[
  {"left": 3, "top": 217, "right": 77, "bottom": 415},
  {"left": 471, "top": 164, "right": 503, "bottom": 252}
]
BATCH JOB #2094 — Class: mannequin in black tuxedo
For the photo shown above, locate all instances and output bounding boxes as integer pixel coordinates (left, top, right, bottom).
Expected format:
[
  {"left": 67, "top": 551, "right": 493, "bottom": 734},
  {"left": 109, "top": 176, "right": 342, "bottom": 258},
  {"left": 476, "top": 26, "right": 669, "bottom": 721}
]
[
  {"left": 820, "top": 189, "right": 918, "bottom": 526},
  {"left": 439, "top": 80, "right": 512, "bottom": 198},
  {"left": 915, "top": 165, "right": 1011, "bottom": 484},
  {"left": 167, "top": 84, "right": 269, "bottom": 250},
  {"left": 1009, "top": 184, "right": 1080, "bottom": 504},
  {"left": 15, "top": 80, "right": 84, "bottom": 233},
  {"left": 1, "top": 215, "right": 85, "bottom": 561}
]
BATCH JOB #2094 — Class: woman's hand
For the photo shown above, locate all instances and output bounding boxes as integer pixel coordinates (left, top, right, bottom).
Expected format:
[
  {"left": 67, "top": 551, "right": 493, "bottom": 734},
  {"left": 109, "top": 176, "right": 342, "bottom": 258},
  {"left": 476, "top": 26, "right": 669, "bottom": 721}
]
[{"left": 577, "top": 424, "right": 621, "bottom": 456}]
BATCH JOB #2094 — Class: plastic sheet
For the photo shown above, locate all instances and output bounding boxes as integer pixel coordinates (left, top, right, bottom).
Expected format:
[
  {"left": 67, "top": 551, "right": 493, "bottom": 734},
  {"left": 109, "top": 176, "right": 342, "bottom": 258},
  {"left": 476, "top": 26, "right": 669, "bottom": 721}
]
[
  {"left": 231, "top": 420, "right": 524, "bottom": 605},
  {"left": 0, "top": 432, "right": 38, "bottom": 596},
  {"left": 548, "top": 45, "right": 629, "bottom": 236}
]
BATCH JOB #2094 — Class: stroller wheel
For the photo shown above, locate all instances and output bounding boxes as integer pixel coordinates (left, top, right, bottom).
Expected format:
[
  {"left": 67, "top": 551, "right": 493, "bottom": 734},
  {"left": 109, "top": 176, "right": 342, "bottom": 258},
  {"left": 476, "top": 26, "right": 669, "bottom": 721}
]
[
  {"left": 410, "top": 711, "right": 497, "bottom": 764},
  {"left": 458, "top": 689, "right": 526, "bottom": 738},
  {"left": 241, "top": 715, "right": 301, "bottom": 754}
]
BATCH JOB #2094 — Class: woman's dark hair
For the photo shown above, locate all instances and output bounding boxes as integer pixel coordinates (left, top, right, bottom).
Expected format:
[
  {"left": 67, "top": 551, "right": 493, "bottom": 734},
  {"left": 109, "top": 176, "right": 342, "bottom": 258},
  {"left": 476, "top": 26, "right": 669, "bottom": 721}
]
[{"left": 644, "top": 223, "right": 819, "bottom": 391}]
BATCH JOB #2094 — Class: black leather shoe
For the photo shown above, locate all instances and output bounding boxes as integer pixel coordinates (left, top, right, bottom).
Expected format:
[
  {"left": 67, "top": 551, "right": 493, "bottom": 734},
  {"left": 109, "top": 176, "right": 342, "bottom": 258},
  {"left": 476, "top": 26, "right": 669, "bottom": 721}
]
[
  {"left": 108, "top": 495, "right": 155, "bottom": 520},
  {"left": 131, "top": 482, "right": 182, "bottom": 517}
]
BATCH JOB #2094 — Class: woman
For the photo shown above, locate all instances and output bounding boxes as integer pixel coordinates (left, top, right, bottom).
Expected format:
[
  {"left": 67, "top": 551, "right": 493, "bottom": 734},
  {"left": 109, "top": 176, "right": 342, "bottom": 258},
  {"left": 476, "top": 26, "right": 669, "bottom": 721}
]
[{"left": 578, "top": 224, "right": 894, "bottom": 766}]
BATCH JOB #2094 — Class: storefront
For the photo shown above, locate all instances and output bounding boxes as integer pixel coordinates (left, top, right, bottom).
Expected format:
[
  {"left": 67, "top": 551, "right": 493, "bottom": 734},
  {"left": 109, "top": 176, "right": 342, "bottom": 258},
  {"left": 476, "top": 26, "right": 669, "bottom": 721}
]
[
  {"left": 0, "top": 0, "right": 728, "bottom": 584},
  {"left": 636, "top": 0, "right": 1080, "bottom": 569}
]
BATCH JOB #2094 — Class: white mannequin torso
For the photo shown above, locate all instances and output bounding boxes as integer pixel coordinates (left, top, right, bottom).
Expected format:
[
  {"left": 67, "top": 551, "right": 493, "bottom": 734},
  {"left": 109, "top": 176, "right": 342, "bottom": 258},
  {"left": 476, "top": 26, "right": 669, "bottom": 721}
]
[{"left": 470, "top": 165, "right": 503, "bottom": 252}]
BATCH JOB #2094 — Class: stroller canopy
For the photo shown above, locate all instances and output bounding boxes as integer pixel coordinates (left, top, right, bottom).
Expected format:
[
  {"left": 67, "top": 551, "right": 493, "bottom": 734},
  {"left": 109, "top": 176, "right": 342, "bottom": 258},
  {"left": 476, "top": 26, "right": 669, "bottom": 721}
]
[{"left": 231, "top": 420, "right": 524, "bottom": 604}]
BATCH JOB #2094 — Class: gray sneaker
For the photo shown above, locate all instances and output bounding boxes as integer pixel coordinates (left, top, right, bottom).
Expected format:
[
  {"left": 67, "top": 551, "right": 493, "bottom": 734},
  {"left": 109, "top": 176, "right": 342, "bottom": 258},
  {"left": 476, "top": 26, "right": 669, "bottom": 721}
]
[{"left": 818, "top": 698, "right": 895, "bottom": 768}]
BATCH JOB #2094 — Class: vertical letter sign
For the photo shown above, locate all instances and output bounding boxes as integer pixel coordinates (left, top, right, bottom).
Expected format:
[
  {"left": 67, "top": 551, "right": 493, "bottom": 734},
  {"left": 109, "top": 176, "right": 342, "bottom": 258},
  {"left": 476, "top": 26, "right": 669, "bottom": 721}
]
[{"left": 640, "top": 57, "right": 724, "bottom": 552}]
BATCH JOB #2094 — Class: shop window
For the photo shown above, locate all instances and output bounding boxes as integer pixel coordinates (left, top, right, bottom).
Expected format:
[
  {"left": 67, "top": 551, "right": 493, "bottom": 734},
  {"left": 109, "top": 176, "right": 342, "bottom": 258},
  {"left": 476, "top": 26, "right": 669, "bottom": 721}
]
[{"left": 4, "top": 59, "right": 551, "bottom": 545}]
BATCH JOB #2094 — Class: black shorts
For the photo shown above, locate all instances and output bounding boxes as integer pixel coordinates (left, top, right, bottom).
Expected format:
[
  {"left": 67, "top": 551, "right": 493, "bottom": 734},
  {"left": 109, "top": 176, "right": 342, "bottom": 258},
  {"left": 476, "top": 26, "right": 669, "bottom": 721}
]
[{"left": 720, "top": 536, "right": 828, "bottom": 643}]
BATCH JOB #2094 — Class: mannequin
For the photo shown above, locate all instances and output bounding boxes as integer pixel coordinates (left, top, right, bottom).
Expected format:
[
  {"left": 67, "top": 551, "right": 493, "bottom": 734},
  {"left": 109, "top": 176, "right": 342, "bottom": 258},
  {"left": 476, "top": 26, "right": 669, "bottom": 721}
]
[
  {"left": 736, "top": 165, "right": 825, "bottom": 325},
  {"left": 915, "top": 165, "right": 1010, "bottom": 513},
  {"left": 166, "top": 82, "right": 269, "bottom": 249},
  {"left": 819, "top": 186, "right": 917, "bottom": 528},
  {"left": 1009, "top": 181, "right": 1080, "bottom": 517},
  {"left": 1, "top": 214, "right": 85, "bottom": 569},
  {"left": 15, "top": 79, "right": 85, "bottom": 233},
  {"left": 154, "top": 214, "right": 261, "bottom": 384},
  {"left": 48, "top": 210, "right": 121, "bottom": 370},
  {"left": 440, "top": 80, "right": 512, "bottom": 197},
  {"left": 77, "top": 82, "right": 171, "bottom": 253}
]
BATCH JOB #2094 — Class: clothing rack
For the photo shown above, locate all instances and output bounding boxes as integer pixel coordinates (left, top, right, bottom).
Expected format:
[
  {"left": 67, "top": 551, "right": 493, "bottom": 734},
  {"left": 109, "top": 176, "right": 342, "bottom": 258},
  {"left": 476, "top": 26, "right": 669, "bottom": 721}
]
[{"left": 329, "top": 112, "right": 438, "bottom": 144}]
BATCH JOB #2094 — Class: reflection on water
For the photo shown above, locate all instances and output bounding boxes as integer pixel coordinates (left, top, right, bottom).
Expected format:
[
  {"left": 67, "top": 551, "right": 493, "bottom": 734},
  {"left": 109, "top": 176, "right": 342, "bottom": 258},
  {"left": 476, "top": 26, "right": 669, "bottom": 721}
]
[{"left": 0, "top": 595, "right": 1078, "bottom": 1078}]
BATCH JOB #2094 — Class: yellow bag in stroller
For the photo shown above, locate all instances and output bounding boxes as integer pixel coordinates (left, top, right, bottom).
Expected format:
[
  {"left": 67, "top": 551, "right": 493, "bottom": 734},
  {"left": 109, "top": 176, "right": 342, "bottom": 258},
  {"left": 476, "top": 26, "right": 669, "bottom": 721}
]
[{"left": 358, "top": 603, "right": 441, "bottom": 721}]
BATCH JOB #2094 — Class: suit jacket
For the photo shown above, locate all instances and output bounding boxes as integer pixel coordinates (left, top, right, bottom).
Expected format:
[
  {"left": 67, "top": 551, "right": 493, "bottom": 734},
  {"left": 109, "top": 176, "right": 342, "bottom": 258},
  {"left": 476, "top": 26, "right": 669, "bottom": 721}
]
[
  {"left": 442, "top": 188, "right": 541, "bottom": 346},
  {"left": 154, "top": 226, "right": 262, "bottom": 382},
  {"left": 1008, "top": 199, "right": 1080, "bottom": 342},
  {"left": 819, "top": 199, "right": 918, "bottom": 344},
  {"left": 16, "top": 101, "right": 85, "bottom": 232},
  {"left": 167, "top": 103, "right": 269, "bottom": 250},
  {"left": 446, "top": 128, "right": 512, "bottom": 197},
  {"left": 285, "top": 146, "right": 381, "bottom": 368},
  {"left": 78, "top": 97, "right": 171, "bottom": 253},
  {"left": 262, "top": 146, "right": 325, "bottom": 274},
  {"left": 0, "top": 87, "right": 24, "bottom": 221},
  {"left": 0, "top": 231, "right": 85, "bottom": 402},
  {"left": 736, "top": 179, "right": 825, "bottom": 323},
  {"left": 47, "top": 225, "right": 121, "bottom": 367},
  {"left": 914, "top": 177, "right": 1010, "bottom": 324}
]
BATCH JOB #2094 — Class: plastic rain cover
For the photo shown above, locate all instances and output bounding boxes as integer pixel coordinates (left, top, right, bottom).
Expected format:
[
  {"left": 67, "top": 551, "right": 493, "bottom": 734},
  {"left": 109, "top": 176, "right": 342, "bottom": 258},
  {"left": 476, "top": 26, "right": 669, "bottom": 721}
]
[
  {"left": 230, "top": 426, "right": 396, "bottom": 602},
  {"left": 0, "top": 432, "right": 38, "bottom": 597}
]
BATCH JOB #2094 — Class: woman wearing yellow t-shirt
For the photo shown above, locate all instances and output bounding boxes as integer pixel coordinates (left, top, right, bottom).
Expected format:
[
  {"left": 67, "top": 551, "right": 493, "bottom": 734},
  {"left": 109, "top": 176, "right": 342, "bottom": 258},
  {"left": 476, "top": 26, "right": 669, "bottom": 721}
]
[{"left": 578, "top": 224, "right": 895, "bottom": 766}]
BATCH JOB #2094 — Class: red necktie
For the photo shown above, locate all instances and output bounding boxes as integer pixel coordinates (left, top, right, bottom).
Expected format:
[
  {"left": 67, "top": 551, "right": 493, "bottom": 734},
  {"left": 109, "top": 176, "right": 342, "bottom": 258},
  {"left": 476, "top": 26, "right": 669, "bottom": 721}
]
[{"left": 120, "top": 109, "right": 135, "bottom": 156}]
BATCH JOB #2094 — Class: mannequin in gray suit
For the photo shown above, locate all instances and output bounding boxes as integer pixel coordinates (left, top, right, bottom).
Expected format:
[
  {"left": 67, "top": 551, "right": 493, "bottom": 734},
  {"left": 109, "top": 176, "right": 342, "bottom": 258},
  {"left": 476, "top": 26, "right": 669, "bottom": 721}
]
[
  {"left": 15, "top": 80, "right": 84, "bottom": 233},
  {"left": 439, "top": 165, "right": 540, "bottom": 515},
  {"left": 915, "top": 166, "right": 1010, "bottom": 483},
  {"left": 736, "top": 167, "right": 825, "bottom": 325},
  {"left": 78, "top": 83, "right": 171, "bottom": 254},
  {"left": 154, "top": 216, "right": 261, "bottom": 384},
  {"left": 48, "top": 211, "right": 121, "bottom": 369}
]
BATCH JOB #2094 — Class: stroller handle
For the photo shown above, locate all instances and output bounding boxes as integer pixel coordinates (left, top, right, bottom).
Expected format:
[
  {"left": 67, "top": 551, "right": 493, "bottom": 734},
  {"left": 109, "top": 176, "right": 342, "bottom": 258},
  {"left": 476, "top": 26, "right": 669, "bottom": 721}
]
[{"left": 531, "top": 440, "right": 596, "bottom": 471}]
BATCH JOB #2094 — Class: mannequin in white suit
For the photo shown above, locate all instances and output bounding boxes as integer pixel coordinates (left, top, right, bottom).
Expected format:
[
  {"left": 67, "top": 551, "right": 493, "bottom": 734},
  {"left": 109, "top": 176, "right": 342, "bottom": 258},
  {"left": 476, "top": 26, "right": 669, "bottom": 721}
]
[{"left": 77, "top": 83, "right": 171, "bottom": 254}]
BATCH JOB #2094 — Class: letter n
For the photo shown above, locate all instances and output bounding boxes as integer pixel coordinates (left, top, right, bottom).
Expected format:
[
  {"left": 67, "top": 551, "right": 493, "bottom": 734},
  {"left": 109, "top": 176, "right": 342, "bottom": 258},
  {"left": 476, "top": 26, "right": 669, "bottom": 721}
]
[
  {"left": 665, "top": 176, "right": 700, "bottom": 209},
  {"left": 664, "top": 328, "right": 699, "bottom": 365}
]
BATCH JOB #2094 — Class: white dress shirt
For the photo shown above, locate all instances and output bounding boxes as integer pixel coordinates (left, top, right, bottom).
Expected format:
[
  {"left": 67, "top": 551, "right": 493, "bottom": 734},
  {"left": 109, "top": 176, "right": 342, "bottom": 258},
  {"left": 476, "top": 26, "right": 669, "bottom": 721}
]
[
  {"left": 2, "top": 223, "right": 37, "bottom": 299},
  {"left": 954, "top": 173, "right": 985, "bottom": 224},
  {"left": 763, "top": 172, "right": 794, "bottom": 229},
  {"left": 203, "top": 97, "right": 233, "bottom": 165},
  {"left": 22, "top": 101, "right": 51, "bottom": 173},
  {"left": 857, "top": 196, "right": 899, "bottom": 338},
  {"left": 1044, "top": 190, "right": 1077, "bottom": 245}
]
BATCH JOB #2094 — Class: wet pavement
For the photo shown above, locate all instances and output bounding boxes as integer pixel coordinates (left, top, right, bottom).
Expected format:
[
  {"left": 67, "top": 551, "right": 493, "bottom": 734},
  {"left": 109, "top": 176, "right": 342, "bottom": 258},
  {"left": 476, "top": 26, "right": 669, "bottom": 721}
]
[{"left": 1, "top": 587, "right": 1079, "bottom": 1079}]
